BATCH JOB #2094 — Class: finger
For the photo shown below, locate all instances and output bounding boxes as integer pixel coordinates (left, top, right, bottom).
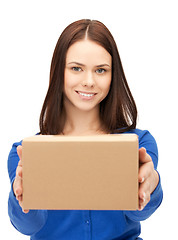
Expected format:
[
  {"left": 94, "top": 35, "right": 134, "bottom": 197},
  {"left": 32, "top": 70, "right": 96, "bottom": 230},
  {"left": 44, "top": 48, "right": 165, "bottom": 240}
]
[
  {"left": 139, "top": 196, "right": 146, "bottom": 205},
  {"left": 139, "top": 193, "right": 150, "bottom": 211},
  {"left": 16, "top": 194, "right": 22, "bottom": 201},
  {"left": 22, "top": 209, "right": 29, "bottom": 214},
  {"left": 139, "top": 197, "right": 146, "bottom": 211},
  {"left": 18, "top": 159, "right": 22, "bottom": 167},
  {"left": 16, "top": 146, "right": 29, "bottom": 214},
  {"left": 14, "top": 184, "right": 29, "bottom": 214},
  {"left": 139, "top": 147, "right": 152, "bottom": 164},
  {"left": 14, "top": 172, "right": 23, "bottom": 197},
  {"left": 14, "top": 180, "right": 23, "bottom": 197},
  {"left": 138, "top": 180, "right": 151, "bottom": 210},
  {"left": 16, "top": 164, "right": 22, "bottom": 178},
  {"left": 14, "top": 186, "right": 29, "bottom": 214},
  {"left": 18, "top": 199, "right": 29, "bottom": 214},
  {"left": 17, "top": 145, "right": 22, "bottom": 161},
  {"left": 138, "top": 161, "right": 153, "bottom": 183},
  {"left": 139, "top": 188, "right": 146, "bottom": 201}
]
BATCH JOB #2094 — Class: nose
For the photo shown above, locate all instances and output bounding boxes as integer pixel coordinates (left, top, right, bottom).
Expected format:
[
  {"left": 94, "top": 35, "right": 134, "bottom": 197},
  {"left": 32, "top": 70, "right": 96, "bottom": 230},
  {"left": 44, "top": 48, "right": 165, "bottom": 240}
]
[{"left": 81, "top": 71, "right": 95, "bottom": 88}]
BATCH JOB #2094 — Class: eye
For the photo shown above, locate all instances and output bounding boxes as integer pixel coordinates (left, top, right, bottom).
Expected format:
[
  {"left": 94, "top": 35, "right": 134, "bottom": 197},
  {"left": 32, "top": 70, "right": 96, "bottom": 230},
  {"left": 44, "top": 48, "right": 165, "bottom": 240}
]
[
  {"left": 72, "top": 67, "right": 82, "bottom": 72},
  {"left": 96, "top": 68, "right": 106, "bottom": 74}
]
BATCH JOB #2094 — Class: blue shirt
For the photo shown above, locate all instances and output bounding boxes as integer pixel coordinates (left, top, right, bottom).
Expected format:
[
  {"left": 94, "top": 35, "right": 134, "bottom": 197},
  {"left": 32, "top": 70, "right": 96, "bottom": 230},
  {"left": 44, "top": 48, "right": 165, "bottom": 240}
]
[{"left": 8, "top": 129, "right": 163, "bottom": 240}]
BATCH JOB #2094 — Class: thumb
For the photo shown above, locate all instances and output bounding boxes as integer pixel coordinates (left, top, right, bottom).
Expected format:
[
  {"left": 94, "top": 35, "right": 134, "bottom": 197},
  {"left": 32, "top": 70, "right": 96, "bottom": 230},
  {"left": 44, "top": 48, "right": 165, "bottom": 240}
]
[
  {"left": 139, "top": 147, "right": 151, "bottom": 164},
  {"left": 17, "top": 145, "right": 22, "bottom": 161}
]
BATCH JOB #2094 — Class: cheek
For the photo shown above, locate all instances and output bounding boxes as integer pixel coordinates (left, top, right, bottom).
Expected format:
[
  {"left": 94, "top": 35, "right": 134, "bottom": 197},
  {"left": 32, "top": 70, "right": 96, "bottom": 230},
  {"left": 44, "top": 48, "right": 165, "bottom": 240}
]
[
  {"left": 64, "top": 73, "right": 74, "bottom": 92},
  {"left": 101, "top": 76, "right": 112, "bottom": 94},
  {"left": 64, "top": 71, "right": 81, "bottom": 90},
  {"left": 63, "top": 77, "right": 73, "bottom": 99}
]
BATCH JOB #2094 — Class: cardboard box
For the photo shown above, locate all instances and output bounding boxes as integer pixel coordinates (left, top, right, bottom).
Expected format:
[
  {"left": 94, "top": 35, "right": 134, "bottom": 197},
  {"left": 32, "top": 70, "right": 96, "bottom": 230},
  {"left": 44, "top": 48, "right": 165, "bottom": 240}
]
[{"left": 22, "top": 134, "right": 139, "bottom": 210}]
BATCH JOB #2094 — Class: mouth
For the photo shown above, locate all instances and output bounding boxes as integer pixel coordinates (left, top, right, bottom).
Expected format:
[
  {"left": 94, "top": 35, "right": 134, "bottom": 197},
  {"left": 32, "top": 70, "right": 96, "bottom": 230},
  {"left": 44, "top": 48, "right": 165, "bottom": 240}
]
[{"left": 75, "top": 91, "right": 97, "bottom": 98}]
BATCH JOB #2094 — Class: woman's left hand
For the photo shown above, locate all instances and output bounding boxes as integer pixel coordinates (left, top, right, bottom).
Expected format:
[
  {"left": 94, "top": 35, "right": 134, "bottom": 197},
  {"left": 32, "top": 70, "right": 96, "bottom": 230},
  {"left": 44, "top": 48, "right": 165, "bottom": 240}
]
[{"left": 138, "top": 147, "right": 159, "bottom": 211}]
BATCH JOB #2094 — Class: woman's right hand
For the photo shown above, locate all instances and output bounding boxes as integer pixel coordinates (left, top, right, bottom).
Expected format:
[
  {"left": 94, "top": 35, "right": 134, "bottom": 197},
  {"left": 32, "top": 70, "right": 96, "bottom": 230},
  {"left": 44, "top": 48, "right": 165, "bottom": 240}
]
[{"left": 13, "top": 145, "right": 29, "bottom": 213}]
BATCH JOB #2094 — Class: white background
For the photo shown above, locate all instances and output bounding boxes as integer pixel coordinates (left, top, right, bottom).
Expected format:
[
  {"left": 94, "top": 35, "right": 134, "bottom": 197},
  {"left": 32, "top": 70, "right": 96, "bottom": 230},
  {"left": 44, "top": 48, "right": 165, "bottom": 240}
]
[{"left": 0, "top": 0, "right": 177, "bottom": 239}]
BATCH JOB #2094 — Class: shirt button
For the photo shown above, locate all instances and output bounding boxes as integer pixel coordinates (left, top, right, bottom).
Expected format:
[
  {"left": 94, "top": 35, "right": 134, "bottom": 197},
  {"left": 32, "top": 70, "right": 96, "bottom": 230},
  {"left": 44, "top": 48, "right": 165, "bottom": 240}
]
[{"left": 85, "top": 220, "right": 90, "bottom": 224}]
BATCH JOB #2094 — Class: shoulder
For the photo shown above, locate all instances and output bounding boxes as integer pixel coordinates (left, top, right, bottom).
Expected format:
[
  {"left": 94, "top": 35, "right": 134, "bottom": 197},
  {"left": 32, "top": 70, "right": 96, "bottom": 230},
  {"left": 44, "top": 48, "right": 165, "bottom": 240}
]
[
  {"left": 121, "top": 128, "right": 158, "bottom": 168},
  {"left": 8, "top": 140, "right": 23, "bottom": 158},
  {"left": 125, "top": 128, "right": 156, "bottom": 144},
  {"left": 8, "top": 140, "right": 22, "bottom": 182}
]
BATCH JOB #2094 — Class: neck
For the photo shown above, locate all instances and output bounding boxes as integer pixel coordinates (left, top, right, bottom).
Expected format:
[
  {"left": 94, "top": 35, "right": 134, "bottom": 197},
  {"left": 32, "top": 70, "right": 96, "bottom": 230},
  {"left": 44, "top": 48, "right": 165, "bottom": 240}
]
[{"left": 63, "top": 107, "right": 105, "bottom": 136}]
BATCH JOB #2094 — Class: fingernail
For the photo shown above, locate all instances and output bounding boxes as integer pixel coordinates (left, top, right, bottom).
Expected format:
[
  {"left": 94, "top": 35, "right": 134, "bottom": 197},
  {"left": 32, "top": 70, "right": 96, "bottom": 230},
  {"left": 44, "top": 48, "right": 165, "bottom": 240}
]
[
  {"left": 16, "top": 189, "right": 20, "bottom": 195},
  {"left": 141, "top": 177, "right": 144, "bottom": 183},
  {"left": 142, "top": 192, "right": 146, "bottom": 202},
  {"left": 139, "top": 205, "right": 144, "bottom": 211},
  {"left": 142, "top": 147, "right": 146, "bottom": 152}
]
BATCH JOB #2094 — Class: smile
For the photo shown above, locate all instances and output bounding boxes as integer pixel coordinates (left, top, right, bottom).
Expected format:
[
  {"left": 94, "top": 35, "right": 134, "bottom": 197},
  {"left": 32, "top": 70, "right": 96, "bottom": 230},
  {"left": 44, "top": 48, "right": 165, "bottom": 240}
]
[
  {"left": 79, "top": 92, "right": 94, "bottom": 97},
  {"left": 76, "top": 91, "right": 97, "bottom": 98}
]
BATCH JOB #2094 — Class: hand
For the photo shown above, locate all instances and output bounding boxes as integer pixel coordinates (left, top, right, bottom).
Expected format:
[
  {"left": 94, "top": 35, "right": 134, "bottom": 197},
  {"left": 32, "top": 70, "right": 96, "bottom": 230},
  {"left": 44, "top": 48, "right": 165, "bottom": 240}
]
[
  {"left": 138, "top": 147, "right": 159, "bottom": 211},
  {"left": 13, "top": 145, "right": 29, "bottom": 213}
]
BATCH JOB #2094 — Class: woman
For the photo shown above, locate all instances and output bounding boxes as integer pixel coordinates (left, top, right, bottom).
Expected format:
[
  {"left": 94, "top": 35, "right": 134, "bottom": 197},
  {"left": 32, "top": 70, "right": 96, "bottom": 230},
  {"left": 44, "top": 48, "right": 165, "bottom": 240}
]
[{"left": 8, "top": 19, "right": 163, "bottom": 240}]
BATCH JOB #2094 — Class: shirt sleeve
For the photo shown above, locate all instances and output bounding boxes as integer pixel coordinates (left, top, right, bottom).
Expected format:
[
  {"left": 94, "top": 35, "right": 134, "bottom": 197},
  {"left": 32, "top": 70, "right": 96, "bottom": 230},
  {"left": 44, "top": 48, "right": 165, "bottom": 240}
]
[
  {"left": 124, "top": 130, "right": 163, "bottom": 222},
  {"left": 7, "top": 140, "right": 48, "bottom": 235}
]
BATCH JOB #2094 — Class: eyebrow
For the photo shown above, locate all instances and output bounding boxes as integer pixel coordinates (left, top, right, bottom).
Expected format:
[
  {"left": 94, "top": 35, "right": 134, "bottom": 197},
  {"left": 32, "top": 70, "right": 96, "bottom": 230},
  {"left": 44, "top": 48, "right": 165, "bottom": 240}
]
[{"left": 67, "top": 62, "right": 111, "bottom": 68}]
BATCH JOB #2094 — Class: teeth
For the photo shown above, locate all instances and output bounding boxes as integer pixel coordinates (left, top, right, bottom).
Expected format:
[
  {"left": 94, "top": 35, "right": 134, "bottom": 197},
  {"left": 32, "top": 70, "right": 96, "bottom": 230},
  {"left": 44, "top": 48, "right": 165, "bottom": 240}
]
[{"left": 78, "top": 92, "right": 94, "bottom": 97}]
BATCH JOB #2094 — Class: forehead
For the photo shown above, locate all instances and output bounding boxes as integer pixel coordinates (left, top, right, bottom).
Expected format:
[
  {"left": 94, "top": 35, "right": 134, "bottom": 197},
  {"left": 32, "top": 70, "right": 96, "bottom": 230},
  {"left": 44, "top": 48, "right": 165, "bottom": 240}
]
[{"left": 66, "top": 40, "right": 112, "bottom": 65}]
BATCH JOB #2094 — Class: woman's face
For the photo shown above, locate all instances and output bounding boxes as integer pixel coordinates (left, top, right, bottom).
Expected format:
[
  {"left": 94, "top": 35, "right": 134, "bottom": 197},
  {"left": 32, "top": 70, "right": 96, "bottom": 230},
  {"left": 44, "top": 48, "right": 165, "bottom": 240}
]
[{"left": 64, "top": 39, "right": 112, "bottom": 113}]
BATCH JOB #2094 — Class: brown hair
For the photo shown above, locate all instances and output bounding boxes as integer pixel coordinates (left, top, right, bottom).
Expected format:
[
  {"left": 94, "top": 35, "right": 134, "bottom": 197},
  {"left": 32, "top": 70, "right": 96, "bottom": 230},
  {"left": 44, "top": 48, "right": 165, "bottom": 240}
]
[{"left": 39, "top": 19, "right": 137, "bottom": 134}]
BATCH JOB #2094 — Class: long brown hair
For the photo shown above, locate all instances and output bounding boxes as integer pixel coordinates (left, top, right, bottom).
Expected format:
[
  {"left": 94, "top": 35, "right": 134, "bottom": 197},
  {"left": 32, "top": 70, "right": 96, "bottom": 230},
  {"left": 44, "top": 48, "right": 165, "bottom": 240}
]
[{"left": 39, "top": 19, "right": 137, "bottom": 134}]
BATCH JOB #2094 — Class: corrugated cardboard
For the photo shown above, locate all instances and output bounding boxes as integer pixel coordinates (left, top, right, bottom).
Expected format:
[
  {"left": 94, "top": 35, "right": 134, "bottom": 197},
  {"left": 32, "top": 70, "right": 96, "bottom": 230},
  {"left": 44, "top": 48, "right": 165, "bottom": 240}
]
[{"left": 22, "top": 134, "right": 139, "bottom": 210}]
